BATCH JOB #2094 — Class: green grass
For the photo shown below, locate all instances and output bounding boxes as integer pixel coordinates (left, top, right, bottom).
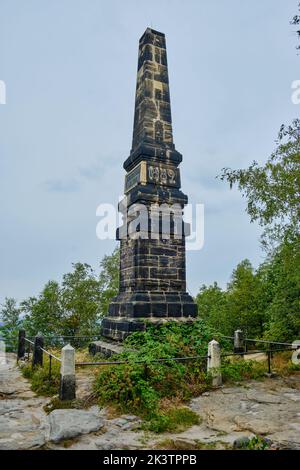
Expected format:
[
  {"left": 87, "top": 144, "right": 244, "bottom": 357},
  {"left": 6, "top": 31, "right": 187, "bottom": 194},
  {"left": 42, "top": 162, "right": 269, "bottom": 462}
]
[
  {"left": 21, "top": 356, "right": 60, "bottom": 396},
  {"left": 143, "top": 407, "right": 201, "bottom": 433},
  {"left": 221, "top": 358, "right": 266, "bottom": 382},
  {"left": 43, "top": 397, "right": 94, "bottom": 414}
]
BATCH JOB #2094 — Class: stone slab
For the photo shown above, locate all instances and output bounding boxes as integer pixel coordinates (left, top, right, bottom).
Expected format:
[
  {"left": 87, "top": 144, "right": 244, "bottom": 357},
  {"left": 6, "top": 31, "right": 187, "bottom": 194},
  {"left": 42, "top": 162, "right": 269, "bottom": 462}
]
[
  {"left": 48, "top": 408, "right": 104, "bottom": 443},
  {"left": 89, "top": 340, "right": 125, "bottom": 357}
]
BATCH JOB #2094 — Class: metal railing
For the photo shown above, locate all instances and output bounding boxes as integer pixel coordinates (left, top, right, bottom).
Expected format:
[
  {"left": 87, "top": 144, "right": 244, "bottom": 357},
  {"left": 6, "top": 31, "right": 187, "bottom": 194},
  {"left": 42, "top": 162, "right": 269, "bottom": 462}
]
[
  {"left": 15, "top": 328, "right": 300, "bottom": 399},
  {"left": 39, "top": 346, "right": 61, "bottom": 381},
  {"left": 24, "top": 337, "right": 34, "bottom": 361},
  {"left": 75, "top": 353, "right": 209, "bottom": 367}
]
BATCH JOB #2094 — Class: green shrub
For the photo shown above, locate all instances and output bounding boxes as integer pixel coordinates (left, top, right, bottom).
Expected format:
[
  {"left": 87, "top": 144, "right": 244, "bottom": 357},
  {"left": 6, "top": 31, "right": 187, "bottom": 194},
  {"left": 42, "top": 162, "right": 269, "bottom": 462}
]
[
  {"left": 144, "top": 407, "right": 200, "bottom": 433},
  {"left": 94, "top": 320, "right": 215, "bottom": 427},
  {"left": 221, "top": 358, "right": 266, "bottom": 382},
  {"left": 242, "top": 436, "right": 271, "bottom": 450},
  {"left": 21, "top": 356, "right": 60, "bottom": 396}
]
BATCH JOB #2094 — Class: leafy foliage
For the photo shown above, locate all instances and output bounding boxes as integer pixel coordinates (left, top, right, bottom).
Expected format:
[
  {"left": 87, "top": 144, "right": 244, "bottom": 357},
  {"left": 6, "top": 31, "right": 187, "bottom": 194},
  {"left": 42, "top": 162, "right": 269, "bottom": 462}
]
[
  {"left": 220, "top": 120, "right": 300, "bottom": 249},
  {"left": 241, "top": 435, "right": 271, "bottom": 450},
  {"left": 98, "top": 248, "right": 120, "bottom": 317},
  {"left": 212, "top": 120, "right": 300, "bottom": 342},
  {"left": 221, "top": 359, "right": 265, "bottom": 382},
  {"left": 21, "top": 356, "right": 60, "bottom": 396},
  {"left": 0, "top": 297, "right": 21, "bottom": 351},
  {"left": 144, "top": 407, "right": 200, "bottom": 433},
  {"left": 20, "top": 248, "right": 119, "bottom": 338},
  {"left": 94, "top": 321, "right": 213, "bottom": 428},
  {"left": 197, "top": 259, "right": 265, "bottom": 339},
  {"left": 197, "top": 241, "right": 300, "bottom": 342}
]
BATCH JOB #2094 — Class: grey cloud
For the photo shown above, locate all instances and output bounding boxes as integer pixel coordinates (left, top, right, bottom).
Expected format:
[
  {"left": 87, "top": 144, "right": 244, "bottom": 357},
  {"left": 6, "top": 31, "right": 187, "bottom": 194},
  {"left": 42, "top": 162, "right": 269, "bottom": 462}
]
[{"left": 44, "top": 179, "right": 81, "bottom": 192}]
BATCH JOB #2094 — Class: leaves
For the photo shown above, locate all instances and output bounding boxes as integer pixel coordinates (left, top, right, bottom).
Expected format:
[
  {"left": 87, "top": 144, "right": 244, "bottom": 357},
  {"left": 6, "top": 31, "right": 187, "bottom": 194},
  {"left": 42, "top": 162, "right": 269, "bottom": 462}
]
[
  {"left": 0, "top": 297, "right": 21, "bottom": 351},
  {"left": 220, "top": 120, "right": 300, "bottom": 249},
  {"left": 94, "top": 320, "right": 213, "bottom": 420},
  {"left": 19, "top": 248, "right": 119, "bottom": 338},
  {"left": 197, "top": 237, "right": 300, "bottom": 342}
]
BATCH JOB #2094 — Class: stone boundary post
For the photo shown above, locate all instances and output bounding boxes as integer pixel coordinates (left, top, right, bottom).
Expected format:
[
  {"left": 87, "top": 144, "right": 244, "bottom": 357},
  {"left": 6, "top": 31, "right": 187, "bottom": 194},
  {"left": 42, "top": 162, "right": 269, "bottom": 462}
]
[
  {"left": 32, "top": 333, "right": 44, "bottom": 367},
  {"left": 207, "top": 339, "right": 222, "bottom": 387},
  {"left": 17, "top": 329, "right": 26, "bottom": 360},
  {"left": 234, "top": 329, "right": 244, "bottom": 354},
  {"left": 59, "top": 344, "right": 76, "bottom": 401}
]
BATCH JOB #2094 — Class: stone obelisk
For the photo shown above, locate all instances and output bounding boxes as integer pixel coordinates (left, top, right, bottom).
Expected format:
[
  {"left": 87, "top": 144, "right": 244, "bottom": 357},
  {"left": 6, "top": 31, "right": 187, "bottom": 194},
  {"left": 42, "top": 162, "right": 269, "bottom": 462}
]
[{"left": 101, "top": 28, "right": 197, "bottom": 341}]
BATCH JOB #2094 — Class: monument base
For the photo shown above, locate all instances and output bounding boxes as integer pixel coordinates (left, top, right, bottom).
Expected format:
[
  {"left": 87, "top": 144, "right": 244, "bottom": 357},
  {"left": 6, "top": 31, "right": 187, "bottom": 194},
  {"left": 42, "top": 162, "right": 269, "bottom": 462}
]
[{"left": 101, "top": 291, "right": 197, "bottom": 341}]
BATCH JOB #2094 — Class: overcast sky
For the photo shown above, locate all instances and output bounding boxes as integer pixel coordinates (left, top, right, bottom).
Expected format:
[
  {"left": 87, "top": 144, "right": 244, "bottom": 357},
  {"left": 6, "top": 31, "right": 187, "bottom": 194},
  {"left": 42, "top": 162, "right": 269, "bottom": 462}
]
[{"left": 0, "top": 0, "right": 299, "bottom": 304}]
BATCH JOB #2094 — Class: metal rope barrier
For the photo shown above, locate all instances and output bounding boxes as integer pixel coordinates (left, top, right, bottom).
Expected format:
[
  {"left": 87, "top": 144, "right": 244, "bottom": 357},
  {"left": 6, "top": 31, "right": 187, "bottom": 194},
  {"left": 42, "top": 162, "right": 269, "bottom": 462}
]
[
  {"left": 75, "top": 354, "right": 209, "bottom": 367},
  {"left": 38, "top": 346, "right": 61, "bottom": 362}
]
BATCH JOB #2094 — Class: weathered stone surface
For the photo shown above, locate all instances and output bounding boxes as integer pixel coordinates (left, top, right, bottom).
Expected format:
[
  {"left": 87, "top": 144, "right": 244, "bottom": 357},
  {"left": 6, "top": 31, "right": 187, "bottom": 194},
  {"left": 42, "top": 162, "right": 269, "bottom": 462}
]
[
  {"left": 48, "top": 409, "right": 104, "bottom": 443},
  {"left": 0, "top": 355, "right": 49, "bottom": 450},
  {"left": 233, "top": 436, "right": 250, "bottom": 448},
  {"left": 189, "top": 376, "right": 300, "bottom": 448},
  {"left": 89, "top": 340, "right": 124, "bottom": 357},
  {"left": 2, "top": 354, "right": 300, "bottom": 450}
]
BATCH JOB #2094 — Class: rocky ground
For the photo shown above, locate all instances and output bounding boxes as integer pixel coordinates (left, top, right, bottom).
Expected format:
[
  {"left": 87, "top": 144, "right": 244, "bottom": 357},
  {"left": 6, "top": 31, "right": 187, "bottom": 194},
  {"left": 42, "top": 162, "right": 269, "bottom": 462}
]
[{"left": 1, "top": 353, "right": 300, "bottom": 450}]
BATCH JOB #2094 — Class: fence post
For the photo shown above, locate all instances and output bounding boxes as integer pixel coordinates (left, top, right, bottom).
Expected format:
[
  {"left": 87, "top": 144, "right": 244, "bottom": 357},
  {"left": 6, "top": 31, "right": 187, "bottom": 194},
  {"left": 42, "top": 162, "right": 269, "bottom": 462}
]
[
  {"left": 17, "top": 329, "right": 26, "bottom": 360},
  {"left": 207, "top": 339, "right": 222, "bottom": 387},
  {"left": 234, "top": 329, "right": 244, "bottom": 354},
  {"left": 32, "top": 333, "right": 44, "bottom": 367},
  {"left": 59, "top": 344, "right": 76, "bottom": 401}
]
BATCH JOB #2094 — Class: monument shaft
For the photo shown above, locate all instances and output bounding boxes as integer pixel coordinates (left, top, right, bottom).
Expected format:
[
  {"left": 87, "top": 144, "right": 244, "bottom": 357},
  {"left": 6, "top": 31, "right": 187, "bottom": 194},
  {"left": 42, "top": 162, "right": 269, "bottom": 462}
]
[{"left": 101, "top": 28, "right": 197, "bottom": 341}]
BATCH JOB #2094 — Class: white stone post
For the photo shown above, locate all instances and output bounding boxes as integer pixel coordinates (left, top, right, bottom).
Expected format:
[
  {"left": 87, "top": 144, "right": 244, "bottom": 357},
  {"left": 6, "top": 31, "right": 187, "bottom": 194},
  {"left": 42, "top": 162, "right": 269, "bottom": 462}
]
[
  {"left": 59, "top": 344, "right": 76, "bottom": 401},
  {"left": 207, "top": 339, "right": 222, "bottom": 387},
  {"left": 234, "top": 329, "right": 244, "bottom": 354}
]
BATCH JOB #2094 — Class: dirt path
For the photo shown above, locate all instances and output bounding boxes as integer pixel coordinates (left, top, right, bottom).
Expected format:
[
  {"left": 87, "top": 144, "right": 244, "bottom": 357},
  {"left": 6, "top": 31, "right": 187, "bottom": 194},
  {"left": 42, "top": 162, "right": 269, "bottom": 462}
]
[{"left": 1, "top": 354, "right": 300, "bottom": 450}]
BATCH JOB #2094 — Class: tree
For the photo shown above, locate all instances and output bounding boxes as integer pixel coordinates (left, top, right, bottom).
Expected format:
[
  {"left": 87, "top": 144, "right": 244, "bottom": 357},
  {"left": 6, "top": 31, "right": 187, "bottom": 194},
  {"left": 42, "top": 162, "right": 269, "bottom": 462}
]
[
  {"left": 0, "top": 298, "right": 21, "bottom": 351},
  {"left": 21, "top": 282, "right": 62, "bottom": 337},
  {"left": 220, "top": 119, "right": 300, "bottom": 249},
  {"left": 196, "top": 262, "right": 267, "bottom": 339},
  {"left": 196, "top": 283, "right": 230, "bottom": 334},
  {"left": 258, "top": 239, "right": 300, "bottom": 341},
  {"left": 98, "top": 247, "right": 119, "bottom": 316},
  {"left": 227, "top": 260, "right": 265, "bottom": 338},
  {"left": 1, "top": 297, "right": 20, "bottom": 327},
  {"left": 61, "top": 263, "right": 102, "bottom": 337},
  {"left": 20, "top": 249, "right": 120, "bottom": 339}
]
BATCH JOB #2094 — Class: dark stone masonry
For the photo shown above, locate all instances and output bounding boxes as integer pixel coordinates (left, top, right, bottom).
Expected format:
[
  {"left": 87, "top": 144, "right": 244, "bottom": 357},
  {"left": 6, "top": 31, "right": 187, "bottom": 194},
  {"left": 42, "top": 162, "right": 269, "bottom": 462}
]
[{"left": 101, "top": 28, "right": 197, "bottom": 341}]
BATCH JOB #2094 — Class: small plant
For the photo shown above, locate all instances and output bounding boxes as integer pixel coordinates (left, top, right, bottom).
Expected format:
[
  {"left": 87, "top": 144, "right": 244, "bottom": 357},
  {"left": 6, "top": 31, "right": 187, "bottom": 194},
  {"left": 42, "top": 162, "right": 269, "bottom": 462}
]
[
  {"left": 243, "top": 436, "right": 271, "bottom": 450},
  {"left": 144, "top": 407, "right": 200, "bottom": 433},
  {"left": 44, "top": 397, "right": 92, "bottom": 414},
  {"left": 221, "top": 358, "right": 265, "bottom": 382}
]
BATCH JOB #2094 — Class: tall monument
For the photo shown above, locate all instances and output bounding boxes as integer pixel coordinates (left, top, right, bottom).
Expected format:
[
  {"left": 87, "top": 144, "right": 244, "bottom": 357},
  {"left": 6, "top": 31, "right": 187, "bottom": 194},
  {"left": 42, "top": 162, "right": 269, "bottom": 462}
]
[{"left": 101, "top": 28, "right": 197, "bottom": 341}]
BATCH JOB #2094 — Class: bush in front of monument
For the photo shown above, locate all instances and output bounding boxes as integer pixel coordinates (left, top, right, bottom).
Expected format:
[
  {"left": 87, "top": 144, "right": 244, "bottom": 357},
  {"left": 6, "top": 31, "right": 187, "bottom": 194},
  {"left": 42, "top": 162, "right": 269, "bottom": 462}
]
[{"left": 94, "top": 319, "right": 213, "bottom": 432}]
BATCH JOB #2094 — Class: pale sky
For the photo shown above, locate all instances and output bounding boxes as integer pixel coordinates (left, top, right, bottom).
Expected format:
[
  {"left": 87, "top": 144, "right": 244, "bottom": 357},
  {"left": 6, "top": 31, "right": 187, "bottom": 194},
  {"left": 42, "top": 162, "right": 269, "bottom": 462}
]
[{"left": 0, "top": 0, "right": 299, "bottom": 304}]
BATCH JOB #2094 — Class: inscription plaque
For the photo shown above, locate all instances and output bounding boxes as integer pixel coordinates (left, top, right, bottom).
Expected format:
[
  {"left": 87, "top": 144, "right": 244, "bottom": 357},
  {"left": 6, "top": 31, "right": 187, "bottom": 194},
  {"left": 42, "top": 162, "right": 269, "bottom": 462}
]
[{"left": 125, "top": 161, "right": 180, "bottom": 193}]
